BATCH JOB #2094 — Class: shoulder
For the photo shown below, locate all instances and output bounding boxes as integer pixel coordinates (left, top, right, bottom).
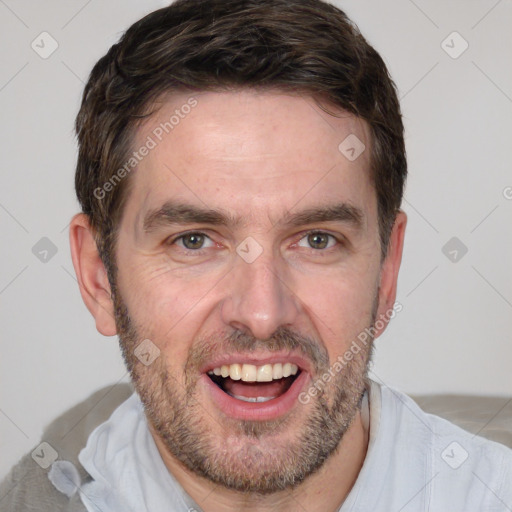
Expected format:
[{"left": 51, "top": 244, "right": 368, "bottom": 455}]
[
  {"left": 379, "top": 382, "right": 512, "bottom": 508},
  {"left": 0, "top": 382, "right": 134, "bottom": 511}
]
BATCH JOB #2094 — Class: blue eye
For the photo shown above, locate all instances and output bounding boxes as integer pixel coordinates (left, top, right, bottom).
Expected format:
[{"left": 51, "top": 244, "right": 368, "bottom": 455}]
[{"left": 298, "top": 232, "right": 337, "bottom": 250}]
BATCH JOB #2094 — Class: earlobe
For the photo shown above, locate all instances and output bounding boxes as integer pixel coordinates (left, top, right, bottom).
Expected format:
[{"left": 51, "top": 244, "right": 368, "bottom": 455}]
[
  {"left": 374, "top": 211, "right": 407, "bottom": 338},
  {"left": 69, "top": 213, "right": 117, "bottom": 337}
]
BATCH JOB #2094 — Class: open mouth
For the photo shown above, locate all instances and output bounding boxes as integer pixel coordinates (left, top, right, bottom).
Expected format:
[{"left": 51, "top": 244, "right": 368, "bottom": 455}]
[
  {"left": 201, "top": 357, "right": 310, "bottom": 421},
  {"left": 207, "top": 362, "right": 301, "bottom": 403}
]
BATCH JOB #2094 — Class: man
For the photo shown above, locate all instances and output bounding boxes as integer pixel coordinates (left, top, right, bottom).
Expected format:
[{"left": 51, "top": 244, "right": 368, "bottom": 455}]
[{"left": 2, "top": 0, "right": 511, "bottom": 510}]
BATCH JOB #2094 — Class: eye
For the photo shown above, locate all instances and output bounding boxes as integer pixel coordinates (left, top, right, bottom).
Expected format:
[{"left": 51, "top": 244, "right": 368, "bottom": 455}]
[
  {"left": 298, "top": 231, "right": 337, "bottom": 250},
  {"left": 174, "top": 232, "right": 214, "bottom": 250}
]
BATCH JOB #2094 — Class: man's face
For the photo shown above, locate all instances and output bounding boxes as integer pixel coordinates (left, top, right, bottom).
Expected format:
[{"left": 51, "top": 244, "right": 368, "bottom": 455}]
[{"left": 112, "top": 90, "right": 385, "bottom": 492}]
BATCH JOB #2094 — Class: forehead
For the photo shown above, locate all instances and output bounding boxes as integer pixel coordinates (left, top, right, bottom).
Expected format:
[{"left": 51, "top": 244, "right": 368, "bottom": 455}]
[{"left": 125, "top": 90, "right": 375, "bottom": 227}]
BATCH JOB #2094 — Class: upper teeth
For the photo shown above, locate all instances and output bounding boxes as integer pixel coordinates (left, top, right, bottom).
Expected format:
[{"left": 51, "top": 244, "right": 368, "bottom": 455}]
[{"left": 208, "top": 363, "right": 299, "bottom": 382}]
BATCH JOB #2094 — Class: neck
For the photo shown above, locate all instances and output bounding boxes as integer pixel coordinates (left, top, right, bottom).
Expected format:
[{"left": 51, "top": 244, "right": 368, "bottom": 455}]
[{"left": 149, "top": 409, "right": 369, "bottom": 512}]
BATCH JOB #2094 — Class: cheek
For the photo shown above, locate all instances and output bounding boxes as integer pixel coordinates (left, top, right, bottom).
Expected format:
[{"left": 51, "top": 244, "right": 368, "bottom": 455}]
[
  {"left": 117, "top": 258, "right": 223, "bottom": 355},
  {"left": 294, "top": 267, "right": 378, "bottom": 355}
]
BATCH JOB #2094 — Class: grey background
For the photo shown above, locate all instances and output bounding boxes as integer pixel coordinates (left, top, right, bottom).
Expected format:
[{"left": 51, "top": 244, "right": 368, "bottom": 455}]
[{"left": 1, "top": 0, "right": 511, "bottom": 480}]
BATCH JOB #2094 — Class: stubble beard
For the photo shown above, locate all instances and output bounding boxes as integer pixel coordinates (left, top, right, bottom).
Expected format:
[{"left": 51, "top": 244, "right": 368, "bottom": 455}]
[{"left": 112, "top": 290, "right": 376, "bottom": 494}]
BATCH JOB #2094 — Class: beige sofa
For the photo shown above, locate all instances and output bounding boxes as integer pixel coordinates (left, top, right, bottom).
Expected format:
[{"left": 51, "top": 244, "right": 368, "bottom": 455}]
[{"left": 411, "top": 392, "right": 512, "bottom": 449}]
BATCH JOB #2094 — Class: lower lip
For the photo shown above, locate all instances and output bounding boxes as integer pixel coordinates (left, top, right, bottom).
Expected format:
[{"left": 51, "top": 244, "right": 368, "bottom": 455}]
[{"left": 201, "top": 370, "right": 310, "bottom": 421}]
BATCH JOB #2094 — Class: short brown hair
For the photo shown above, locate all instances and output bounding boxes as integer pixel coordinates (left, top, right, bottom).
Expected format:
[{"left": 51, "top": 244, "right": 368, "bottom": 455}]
[{"left": 75, "top": 0, "right": 406, "bottom": 280}]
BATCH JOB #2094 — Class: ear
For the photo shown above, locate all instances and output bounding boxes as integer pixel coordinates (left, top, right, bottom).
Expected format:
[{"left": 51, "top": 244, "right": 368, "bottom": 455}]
[
  {"left": 373, "top": 210, "right": 407, "bottom": 338},
  {"left": 69, "top": 213, "right": 117, "bottom": 336}
]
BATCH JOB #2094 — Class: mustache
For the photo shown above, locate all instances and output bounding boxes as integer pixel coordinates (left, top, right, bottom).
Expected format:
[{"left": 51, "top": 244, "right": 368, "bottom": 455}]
[{"left": 186, "top": 326, "right": 330, "bottom": 376}]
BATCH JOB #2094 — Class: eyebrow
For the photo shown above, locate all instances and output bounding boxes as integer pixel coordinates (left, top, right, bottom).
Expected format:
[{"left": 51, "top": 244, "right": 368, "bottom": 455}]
[
  {"left": 282, "top": 203, "right": 364, "bottom": 230},
  {"left": 143, "top": 202, "right": 236, "bottom": 233},
  {"left": 142, "top": 201, "right": 364, "bottom": 233}
]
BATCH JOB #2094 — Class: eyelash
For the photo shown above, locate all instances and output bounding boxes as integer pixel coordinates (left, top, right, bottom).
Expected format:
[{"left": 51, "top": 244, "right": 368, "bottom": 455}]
[{"left": 168, "top": 230, "right": 342, "bottom": 252}]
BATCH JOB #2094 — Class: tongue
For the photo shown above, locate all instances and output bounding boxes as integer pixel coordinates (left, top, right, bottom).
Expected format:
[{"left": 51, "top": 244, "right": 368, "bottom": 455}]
[{"left": 223, "top": 377, "right": 293, "bottom": 398}]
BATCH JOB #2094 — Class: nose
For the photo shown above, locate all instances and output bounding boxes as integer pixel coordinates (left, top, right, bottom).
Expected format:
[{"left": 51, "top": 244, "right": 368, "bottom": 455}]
[{"left": 220, "top": 251, "right": 301, "bottom": 340}]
